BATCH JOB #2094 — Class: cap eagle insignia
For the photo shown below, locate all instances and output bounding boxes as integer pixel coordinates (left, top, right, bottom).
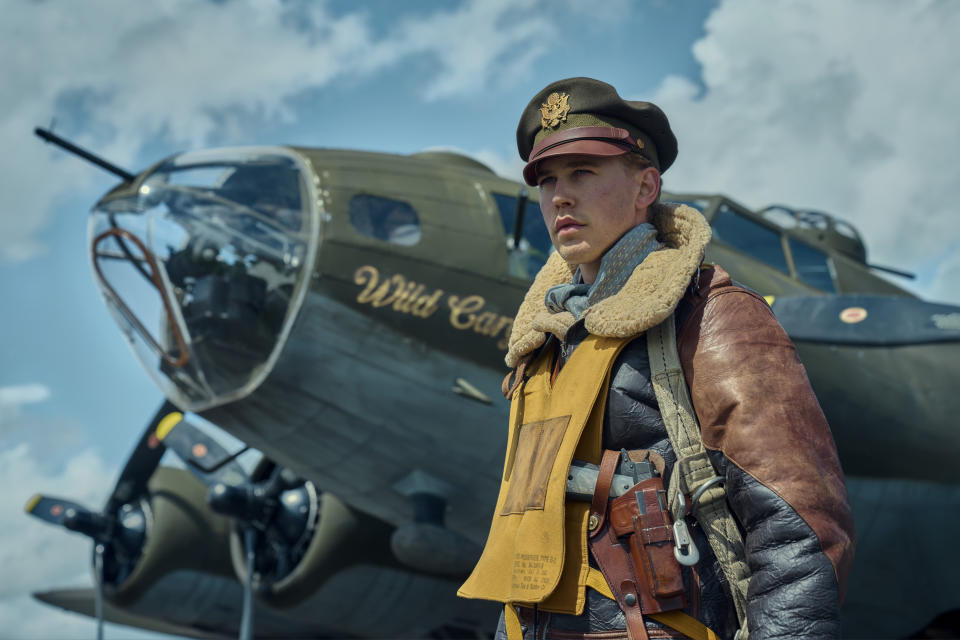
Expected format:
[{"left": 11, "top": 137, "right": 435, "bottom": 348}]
[{"left": 540, "top": 92, "right": 570, "bottom": 129}]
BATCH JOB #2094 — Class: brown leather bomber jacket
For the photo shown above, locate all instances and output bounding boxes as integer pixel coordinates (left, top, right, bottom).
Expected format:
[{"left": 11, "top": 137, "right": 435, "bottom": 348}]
[{"left": 678, "top": 265, "right": 856, "bottom": 607}]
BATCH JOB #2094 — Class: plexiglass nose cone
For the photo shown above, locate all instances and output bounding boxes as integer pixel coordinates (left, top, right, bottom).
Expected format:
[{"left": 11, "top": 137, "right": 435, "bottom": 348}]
[{"left": 89, "top": 147, "right": 319, "bottom": 411}]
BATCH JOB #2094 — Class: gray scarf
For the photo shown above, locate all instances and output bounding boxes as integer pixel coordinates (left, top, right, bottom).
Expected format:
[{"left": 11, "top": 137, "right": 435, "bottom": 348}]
[{"left": 544, "top": 223, "right": 662, "bottom": 319}]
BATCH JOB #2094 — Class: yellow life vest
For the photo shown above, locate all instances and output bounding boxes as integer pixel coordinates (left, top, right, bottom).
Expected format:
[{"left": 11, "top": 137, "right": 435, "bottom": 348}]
[{"left": 458, "top": 334, "right": 630, "bottom": 615}]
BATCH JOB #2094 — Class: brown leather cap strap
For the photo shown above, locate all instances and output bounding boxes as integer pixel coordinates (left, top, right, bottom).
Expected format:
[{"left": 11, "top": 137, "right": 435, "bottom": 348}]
[{"left": 529, "top": 126, "right": 637, "bottom": 162}]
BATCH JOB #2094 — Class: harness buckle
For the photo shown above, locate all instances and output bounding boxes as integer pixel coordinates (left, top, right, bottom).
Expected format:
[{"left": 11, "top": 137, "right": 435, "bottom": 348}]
[{"left": 691, "top": 475, "right": 725, "bottom": 507}]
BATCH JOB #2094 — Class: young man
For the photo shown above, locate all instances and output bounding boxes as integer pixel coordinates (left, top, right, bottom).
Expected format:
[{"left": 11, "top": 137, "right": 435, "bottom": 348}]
[{"left": 459, "top": 78, "right": 855, "bottom": 640}]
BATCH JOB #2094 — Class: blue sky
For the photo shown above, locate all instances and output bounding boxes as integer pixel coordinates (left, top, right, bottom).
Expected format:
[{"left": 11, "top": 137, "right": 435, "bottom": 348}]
[{"left": 2, "top": 1, "right": 959, "bottom": 637}]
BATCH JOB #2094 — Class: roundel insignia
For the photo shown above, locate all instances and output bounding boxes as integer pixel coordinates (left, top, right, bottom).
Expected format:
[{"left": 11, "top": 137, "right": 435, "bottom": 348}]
[
  {"left": 192, "top": 443, "right": 208, "bottom": 459},
  {"left": 50, "top": 504, "right": 63, "bottom": 516},
  {"left": 840, "top": 307, "right": 868, "bottom": 324}
]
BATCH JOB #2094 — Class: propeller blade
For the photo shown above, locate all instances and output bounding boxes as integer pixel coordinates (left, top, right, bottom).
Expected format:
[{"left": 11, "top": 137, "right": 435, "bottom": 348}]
[
  {"left": 27, "top": 403, "right": 175, "bottom": 543},
  {"left": 106, "top": 400, "right": 178, "bottom": 511},
  {"left": 155, "top": 415, "right": 248, "bottom": 488},
  {"left": 239, "top": 527, "right": 256, "bottom": 640},
  {"left": 24, "top": 494, "right": 91, "bottom": 528},
  {"left": 768, "top": 294, "right": 960, "bottom": 346}
]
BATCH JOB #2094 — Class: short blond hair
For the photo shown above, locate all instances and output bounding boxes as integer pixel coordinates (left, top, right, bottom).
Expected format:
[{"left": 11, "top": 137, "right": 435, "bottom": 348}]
[{"left": 620, "top": 153, "right": 662, "bottom": 203}]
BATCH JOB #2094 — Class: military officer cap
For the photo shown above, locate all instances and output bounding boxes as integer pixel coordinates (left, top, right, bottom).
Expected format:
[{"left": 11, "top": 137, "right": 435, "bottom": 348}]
[{"left": 517, "top": 77, "right": 678, "bottom": 186}]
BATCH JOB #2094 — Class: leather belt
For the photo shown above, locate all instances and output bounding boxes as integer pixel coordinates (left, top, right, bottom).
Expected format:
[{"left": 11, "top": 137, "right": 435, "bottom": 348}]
[{"left": 516, "top": 607, "right": 688, "bottom": 640}]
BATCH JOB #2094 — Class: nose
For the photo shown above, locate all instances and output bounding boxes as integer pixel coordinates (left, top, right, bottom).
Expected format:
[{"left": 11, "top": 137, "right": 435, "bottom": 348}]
[{"left": 551, "top": 181, "right": 573, "bottom": 209}]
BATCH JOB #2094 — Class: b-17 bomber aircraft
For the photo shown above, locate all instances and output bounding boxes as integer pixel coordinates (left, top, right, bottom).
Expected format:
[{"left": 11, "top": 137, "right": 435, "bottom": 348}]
[{"left": 26, "top": 128, "right": 960, "bottom": 639}]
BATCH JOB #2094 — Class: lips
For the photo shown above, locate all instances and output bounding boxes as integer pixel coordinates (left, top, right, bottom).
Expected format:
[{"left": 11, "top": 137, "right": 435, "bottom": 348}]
[{"left": 555, "top": 217, "right": 584, "bottom": 236}]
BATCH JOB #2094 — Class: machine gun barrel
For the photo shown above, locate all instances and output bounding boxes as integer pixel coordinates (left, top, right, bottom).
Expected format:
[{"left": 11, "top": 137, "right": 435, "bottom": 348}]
[
  {"left": 34, "top": 127, "right": 136, "bottom": 183},
  {"left": 866, "top": 262, "right": 917, "bottom": 280}
]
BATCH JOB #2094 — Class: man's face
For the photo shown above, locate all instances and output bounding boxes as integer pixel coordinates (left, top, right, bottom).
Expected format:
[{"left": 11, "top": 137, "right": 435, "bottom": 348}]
[{"left": 536, "top": 154, "right": 651, "bottom": 283}]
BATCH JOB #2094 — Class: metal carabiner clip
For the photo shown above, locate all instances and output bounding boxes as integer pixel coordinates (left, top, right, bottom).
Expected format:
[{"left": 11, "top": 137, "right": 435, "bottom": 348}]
[
  {"left": 670, "top": 491, "right": 700, "bottom": 566},
  {"left": 673, "top": 518, "right": 700, "bottom": 566}
]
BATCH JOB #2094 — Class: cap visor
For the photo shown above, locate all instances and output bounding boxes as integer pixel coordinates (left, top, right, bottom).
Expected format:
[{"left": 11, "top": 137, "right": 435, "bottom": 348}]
[{"left": 522, "top": 140, "right": 631, "bottom": 186}]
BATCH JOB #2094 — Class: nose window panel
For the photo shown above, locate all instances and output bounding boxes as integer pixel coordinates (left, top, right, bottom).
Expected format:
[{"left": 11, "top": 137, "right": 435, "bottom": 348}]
[
  {"left": 92, "top": 227, "right": 191, "bottom": 368},
  {"left": 89, "top": 149, "right": 319, "bottom": 411}
]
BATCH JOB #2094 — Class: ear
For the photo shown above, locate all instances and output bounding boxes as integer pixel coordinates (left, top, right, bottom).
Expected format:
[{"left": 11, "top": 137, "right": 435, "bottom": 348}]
[{"left": 634, "top": 167, "right": 660, "bottom": 211}]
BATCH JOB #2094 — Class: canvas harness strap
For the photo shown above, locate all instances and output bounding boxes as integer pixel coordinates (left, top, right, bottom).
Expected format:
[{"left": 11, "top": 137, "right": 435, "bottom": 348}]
[{"left": 647, "top": 313, "right": 751, "bottom": 638}]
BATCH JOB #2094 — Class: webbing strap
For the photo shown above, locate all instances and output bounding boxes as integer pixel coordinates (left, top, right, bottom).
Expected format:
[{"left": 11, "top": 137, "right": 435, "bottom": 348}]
[
  {"left": 504, "top": 603, "right": 523, "bottom": 640},
  {"left": 647, "top": 314, "right": 751, "bottom": 637},
  {"left": 587, "top": 567, "right": 614, "bottom": 599},
  {"left": 587, "top": 570, "right": 719, "bottom": 640},
  {"left": 651, "top": 611, "right": 721, "bottom": 640}
]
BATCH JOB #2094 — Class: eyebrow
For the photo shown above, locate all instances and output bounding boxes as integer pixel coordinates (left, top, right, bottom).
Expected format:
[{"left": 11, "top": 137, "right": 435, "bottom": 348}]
[
  {"left": 565, "top": 158, "right": 602, "bottom": 167},
  {"left": 537, "top": 157, "right": 602, "bottom": 177}
]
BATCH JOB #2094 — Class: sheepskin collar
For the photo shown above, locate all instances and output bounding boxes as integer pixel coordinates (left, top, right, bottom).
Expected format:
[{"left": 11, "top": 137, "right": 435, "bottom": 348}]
[{"left": 505, "top": 203, "right": 711, "bottom": 367}]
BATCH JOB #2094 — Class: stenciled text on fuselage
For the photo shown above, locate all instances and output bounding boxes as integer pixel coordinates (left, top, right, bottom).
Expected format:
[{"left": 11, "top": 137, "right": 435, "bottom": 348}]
[{"left": 353, "top": 265, "right": 514, "bottom": 350}]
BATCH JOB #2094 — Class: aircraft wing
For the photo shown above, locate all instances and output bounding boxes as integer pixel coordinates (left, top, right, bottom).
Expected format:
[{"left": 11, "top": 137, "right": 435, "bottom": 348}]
[
  {"left": 34, "top": 588, "right": 228, "bottom": 639},
  {"left": 771, "top": 294, "right": 960, "bottom": 346}
]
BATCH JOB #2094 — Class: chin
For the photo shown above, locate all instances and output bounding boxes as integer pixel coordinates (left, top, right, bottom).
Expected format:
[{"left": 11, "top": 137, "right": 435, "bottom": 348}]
[{"left": 557, "top": 246, "right": 599, "bottom": 267}]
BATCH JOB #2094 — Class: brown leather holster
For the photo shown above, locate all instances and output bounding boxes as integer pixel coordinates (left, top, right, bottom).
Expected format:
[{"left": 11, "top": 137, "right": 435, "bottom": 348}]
[{"left": 587, "top": 450, "right": 687, "bottom": 640}]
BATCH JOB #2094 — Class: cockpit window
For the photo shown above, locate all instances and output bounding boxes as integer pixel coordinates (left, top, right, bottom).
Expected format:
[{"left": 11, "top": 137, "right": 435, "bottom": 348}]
[
  {"left": 788, "top": 237, "right": 837, "bottom": 292},
  {"left": 349, "top": 194, "right": 422, "bottom": 246},
  {"left": 492, "top": 192, "right": 552, "bottom": 278},
  {"left": 710, "top": 204, "right": 789, "bottom": 274}
]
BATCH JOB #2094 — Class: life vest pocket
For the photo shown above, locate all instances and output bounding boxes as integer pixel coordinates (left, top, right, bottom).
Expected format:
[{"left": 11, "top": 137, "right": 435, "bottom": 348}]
[{"left": 500, "top": 416, "right": 571, "bottom": 515}]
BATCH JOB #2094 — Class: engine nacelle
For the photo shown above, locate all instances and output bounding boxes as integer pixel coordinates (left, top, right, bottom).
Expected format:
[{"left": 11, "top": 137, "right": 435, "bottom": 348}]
[
  {"left": 105, "top": 466, "right": 234, "bottom": 606},
  {"left": 225, "top": 462, "right": 396, "bottom": 608}
]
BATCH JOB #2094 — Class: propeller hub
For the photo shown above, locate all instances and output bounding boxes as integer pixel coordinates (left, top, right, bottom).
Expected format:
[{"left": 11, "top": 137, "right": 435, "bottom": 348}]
[
  {"left": 63, "top": 508, "right": 112, "bottom": 541},
  {"left": 208, "top": 482, "right": 263, "bottom": 521}
]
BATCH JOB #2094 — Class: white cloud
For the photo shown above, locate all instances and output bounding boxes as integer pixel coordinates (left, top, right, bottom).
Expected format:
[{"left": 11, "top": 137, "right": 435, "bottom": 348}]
[
  {"left": 0, "top": 0, "right": 555, "bottom": 264},
  {"left": 469, "top": 149, "right": 528, "bottom": 182},
  {"left": 0, "top": 384, "right": 51, "bottom": 409},
  {"left": 0, "top": 384, "right": 53, "bottom": 432},
  {"left": 0, "top": 412, "right": 220, "bottom": 638},
  {"left": 650, "top": 0, "right": 960, "bottom": 303},
  {"left": 419, "top": 145, "right": 526, "bottom": 181},
  {"left": 391, "top": 0, "right": 551, "bottom": 101},
  {"left": 0, "top": 443, "right": 130, "bottom": 638},
  {"left": 0, "top": 444, "right": 113, "bottom": 598}
]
